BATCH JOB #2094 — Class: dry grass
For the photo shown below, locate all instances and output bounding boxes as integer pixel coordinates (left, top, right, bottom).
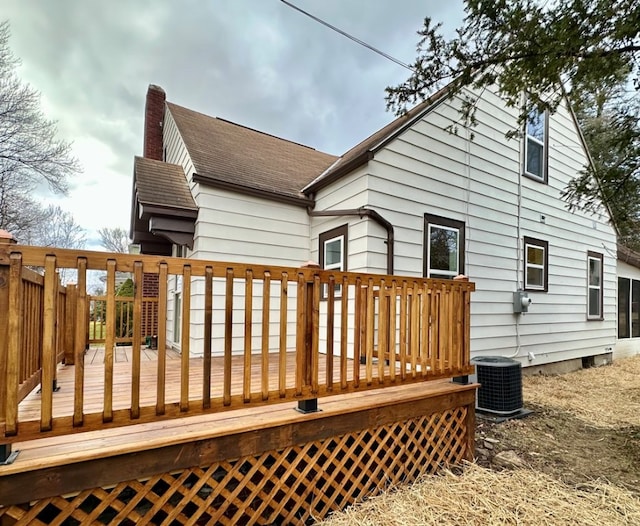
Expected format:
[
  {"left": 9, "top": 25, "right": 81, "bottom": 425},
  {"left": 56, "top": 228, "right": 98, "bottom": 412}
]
[
  {"left": 523, "top": 355, "right": 640, "bottom": 428},
  {"left": 319, "top": 463, "right": 640, "bottom": 526},
  {"left": 319, "top": 356, "right": 640, "bottom": 525}
]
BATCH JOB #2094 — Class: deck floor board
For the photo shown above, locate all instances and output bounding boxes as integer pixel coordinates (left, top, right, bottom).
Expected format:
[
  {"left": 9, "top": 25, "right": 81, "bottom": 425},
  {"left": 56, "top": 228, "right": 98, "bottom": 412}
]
[
  {"left": 4, "top": 380, "right": 473, "bottom": 477},
  {"left": 18, "top": 347, "right": 397, "bottom": 421}
]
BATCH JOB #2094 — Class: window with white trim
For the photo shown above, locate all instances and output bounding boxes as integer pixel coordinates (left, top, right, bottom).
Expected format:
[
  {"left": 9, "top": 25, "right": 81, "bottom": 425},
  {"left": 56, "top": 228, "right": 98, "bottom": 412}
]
[
  {"left": 524, "top": 237, "right": 548, "bottom": 291},
  {"left": 424, "top": 214, "right": 465, "bottom": 279},
  {"left": 587, "top": 251, "right": 603, "bottom": 320},
  {"left": 319, "top": 224, "right": 348, "bottom": 298},
  {"left": 524, "top": 107, "right": 548, "bottom": 182}
]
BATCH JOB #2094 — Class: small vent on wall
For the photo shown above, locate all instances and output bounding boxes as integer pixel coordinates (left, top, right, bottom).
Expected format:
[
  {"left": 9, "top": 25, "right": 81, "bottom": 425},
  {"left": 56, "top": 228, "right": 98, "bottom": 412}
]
[{"left": 472, "top": 356, "right": 523, "bottom": 416}]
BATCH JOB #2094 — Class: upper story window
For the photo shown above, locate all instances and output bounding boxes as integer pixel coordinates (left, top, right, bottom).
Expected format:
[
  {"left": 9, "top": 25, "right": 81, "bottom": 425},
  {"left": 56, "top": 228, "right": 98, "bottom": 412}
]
[
  {"left": 587, "top": 251, "right": 603, "bottom": 320},
  {"left": 424, "top": 214, "right": 465, "bottom": 279},
  {"left": 524, "top": 236, "right": 548, "bottom": 292},
  {"left": 524, "top": 107, "right": 548, "bottom": 183},
  {"left": 319, "top": 224, "right": 348, "bottom": 298}
]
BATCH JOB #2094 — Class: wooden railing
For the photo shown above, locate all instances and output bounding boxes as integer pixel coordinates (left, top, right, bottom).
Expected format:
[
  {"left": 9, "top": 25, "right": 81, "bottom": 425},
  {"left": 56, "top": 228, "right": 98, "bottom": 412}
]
[
  {"left": 0, "top": 244, "right": 475, "bottom": 443},
  {"left": 0, "top": 263, "right": 70, "bottom": 421}
]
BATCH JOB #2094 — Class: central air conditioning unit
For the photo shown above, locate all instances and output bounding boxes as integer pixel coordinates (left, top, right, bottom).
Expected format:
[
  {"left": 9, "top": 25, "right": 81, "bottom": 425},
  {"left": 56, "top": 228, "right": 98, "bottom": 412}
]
[{"left": 472, "top": 356, "right": 523, "bottom": 416}]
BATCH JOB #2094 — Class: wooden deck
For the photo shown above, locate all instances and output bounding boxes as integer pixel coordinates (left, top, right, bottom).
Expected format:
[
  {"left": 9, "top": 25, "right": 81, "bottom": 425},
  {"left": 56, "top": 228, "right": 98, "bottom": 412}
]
[
  {"left": 2, "top": 379, "right": 477, "bottom": 517},
  {"left": 18, "top": 347, "right": 414, "bottom": 422},
  {"left": 83, "top": 345, "right": 181, "bottom": 365},
  {"left": 0, "top": 244, "right": 477, "bottom": 524}
]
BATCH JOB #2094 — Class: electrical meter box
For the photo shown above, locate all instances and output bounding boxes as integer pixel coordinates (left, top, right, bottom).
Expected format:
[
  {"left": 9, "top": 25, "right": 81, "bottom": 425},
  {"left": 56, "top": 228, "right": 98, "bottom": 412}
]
[{"left": 513, "top": 291, "right": 532, "bottom": 313}]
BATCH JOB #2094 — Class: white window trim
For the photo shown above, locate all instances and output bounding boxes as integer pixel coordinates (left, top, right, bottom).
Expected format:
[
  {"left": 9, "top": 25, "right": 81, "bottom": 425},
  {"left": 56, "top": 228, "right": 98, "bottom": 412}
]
[
  {"left": 426, "top": 224, "right": 460, "bottom": 279},
  {"left": 173, "top": 291, "right": 182, "bottom": 343},
  {"left": 319, "top": 224, "right": 348, "bottom": 300},
  {"left": 323, "top": 235, "right": 344, "bottom": 272},
  {"left": 524, "top": 238, "right": 548, "bottom": 292},
  {"left": 587, "top": 252, "right": 603, "bottom": 320},
  {"left": 524, "top": 107, "right": 547, "bottom": 182}
]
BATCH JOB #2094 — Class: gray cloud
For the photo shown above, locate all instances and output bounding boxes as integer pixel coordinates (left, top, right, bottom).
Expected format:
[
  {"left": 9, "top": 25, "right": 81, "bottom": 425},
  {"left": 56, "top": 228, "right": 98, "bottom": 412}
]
[{"left": 4, "top": 0, "right": 463, "bottom": 239}]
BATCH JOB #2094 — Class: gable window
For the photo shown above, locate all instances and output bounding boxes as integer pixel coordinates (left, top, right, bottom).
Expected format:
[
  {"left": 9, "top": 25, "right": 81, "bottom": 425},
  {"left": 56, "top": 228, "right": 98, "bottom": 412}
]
[
  {"left": 587, "top": 251, "right": 603, "bottom": 320},
  {"left": 524, "top": 237, "right": 548, "bottom": 292},
  {"left": 319, "top": 224, "right": 348, "bottom": 298},
  {"left": 424, "top": 214, "right": 465, "bottom": 279},
  {"left": 524, "top": 107, "right": 548, "bottom": 182}
]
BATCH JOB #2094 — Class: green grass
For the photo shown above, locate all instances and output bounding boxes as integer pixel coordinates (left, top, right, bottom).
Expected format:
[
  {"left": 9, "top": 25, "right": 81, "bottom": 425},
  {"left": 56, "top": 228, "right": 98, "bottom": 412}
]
[{"left": 89, "top": 322, "right": 106, "bottom": 341}]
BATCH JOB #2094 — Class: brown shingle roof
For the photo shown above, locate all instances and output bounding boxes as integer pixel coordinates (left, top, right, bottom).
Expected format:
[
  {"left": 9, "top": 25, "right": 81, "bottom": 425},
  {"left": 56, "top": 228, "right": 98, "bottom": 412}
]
[
  {"left": 134, "top": 156, "right": 197, "bottom": 211},
  {"left": 617, "top": 243, "right": 640, "bottom": 269},
  {"left": 167, "top": 102, "right": 338, "bottom": 202}
]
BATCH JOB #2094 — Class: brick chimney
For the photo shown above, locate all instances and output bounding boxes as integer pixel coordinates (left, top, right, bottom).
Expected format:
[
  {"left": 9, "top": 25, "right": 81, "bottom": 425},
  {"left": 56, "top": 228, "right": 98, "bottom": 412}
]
[{"left": 143, "top": 84, "right": 166, "bottom": 160}]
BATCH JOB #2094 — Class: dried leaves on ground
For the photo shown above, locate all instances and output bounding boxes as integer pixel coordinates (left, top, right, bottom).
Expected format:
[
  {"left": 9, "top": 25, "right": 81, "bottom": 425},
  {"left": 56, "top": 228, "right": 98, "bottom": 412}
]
[
  {"left": 522, "top": 356, "right": 640, "bottom": 428},
  {"left": 319, "top": 355, "right": 640, "bottom": 525},
  {"left": 319, "top": 463, "right": 640, "bottom": 526}
]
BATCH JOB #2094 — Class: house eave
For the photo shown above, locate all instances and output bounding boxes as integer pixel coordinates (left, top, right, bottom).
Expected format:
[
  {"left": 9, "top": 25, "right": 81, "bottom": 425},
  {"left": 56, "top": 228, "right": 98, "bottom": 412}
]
[
  {"left": 193, "top": 173, "right": 314, "bottom": 207},
  {"left": 303, "top": 152, "right": 373, "bottom": 195},
  {"left": 304, "top": 88, "right": 450, "bottom": 195}
]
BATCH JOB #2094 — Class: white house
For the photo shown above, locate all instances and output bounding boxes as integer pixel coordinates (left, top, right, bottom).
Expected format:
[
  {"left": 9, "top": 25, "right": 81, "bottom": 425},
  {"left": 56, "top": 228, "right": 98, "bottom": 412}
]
[
  {"left": 130, "top": 83, "right": 618, "bottom": 370},
  {"left": 616, "top": 243, "right": 640, "bottom": 359}
]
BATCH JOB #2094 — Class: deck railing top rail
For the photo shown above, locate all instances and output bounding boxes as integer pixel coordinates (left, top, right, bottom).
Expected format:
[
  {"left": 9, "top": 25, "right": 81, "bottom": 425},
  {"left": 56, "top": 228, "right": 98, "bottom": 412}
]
[{"left": 0, "top": 244, "right": 475, "bottom": 445}]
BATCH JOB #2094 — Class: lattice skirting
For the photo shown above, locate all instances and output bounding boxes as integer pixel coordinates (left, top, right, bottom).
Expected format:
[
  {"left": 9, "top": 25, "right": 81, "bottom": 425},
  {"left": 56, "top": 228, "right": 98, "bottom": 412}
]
[{"left": 0, "top": 406, "right": 469, "bottom": 525}]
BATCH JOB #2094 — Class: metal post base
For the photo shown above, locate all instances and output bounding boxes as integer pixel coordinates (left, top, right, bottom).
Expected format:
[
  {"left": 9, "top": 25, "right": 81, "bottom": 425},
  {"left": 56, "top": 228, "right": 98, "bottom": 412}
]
[
  {"left": 38, "top": 380, "right": 61, "bottom": 394},
  {"left": 295, "top": 398, "right": 320, "bottom": 414},
  {"left": 0, "top": 444, "right": 19, "bottom": 465},
  {"left": 452, "top": 375, "right": 470, "bottom": 385}
]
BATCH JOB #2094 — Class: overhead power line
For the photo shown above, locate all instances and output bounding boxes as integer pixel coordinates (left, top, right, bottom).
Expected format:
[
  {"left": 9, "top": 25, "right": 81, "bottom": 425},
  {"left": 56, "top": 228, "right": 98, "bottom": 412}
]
[{"left": 279, "top": 0, "right": 414, "bottom": 72}]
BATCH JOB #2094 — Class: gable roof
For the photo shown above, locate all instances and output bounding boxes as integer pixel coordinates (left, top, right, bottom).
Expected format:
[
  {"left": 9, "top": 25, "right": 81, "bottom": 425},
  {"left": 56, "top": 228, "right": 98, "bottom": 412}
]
[
  {"left": 167, "top": 102, "right": 338, "bottom": 205},
  {"left": 133, "top": 156, "right": 197, "bottom": 211},
  {"left": 303, "top": 85, "right": 452, "bottom": 193}
]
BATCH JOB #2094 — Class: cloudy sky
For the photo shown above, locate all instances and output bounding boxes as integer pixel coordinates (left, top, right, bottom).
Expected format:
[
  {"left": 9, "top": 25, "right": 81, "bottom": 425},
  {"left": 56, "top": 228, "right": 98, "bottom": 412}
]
[{"left": 4, "top": 0, "right": 463, "bottom": 249}]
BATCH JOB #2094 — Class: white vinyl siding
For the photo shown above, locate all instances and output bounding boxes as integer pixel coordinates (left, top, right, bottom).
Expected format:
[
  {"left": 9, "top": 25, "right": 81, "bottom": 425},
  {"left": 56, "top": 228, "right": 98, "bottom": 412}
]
[
  {"left": 311, "top": 166, "right": 373, "bottom": 273},
  {"left": 187, "top": 188, "right": 309, "bottom": 357},
  {"left": 364, "top": 86, "right": 616, "bottom": 367}
]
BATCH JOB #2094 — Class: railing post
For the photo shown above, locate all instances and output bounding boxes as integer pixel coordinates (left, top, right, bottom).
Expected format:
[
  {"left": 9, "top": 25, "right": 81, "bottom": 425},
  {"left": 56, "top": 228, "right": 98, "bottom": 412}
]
[
  {"left": 452, "top": 274, "right": 471, "bottom": 385},
  {"left": 297, "top": 261, "right": 320, "bottom": 414},
  {"left": 0, "top": 230, "right": 18, "bottom": 464},
  {"left": 64, "top": 284, "right": 77, "bottom": 365}
]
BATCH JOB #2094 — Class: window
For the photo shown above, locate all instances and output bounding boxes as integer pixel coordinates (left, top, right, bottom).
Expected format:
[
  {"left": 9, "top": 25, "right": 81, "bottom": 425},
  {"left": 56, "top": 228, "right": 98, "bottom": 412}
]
[
  {"left": 173, "top": 291, "right": 182, "bottom": 343},
  {"left": 424, "top": 214, "right": 465, "bottom": 279},
  {"left": 524, "top": 237, "right": 548, "bottom": 291},
  {"left": 618, "top": 277, "right": 640, "bottom": 338},
  {"left": 524, "top": 106, "right": 548, "bottom": 182},
  {"left": 319, "top": 224, "right": 348, "bottom": 298},
  {"left": 633, "top": 281, "right": 640, "bottom": 337},
  {"left": 587, "top": 251, "right": 603, "bottom": 320},
  {"left": 619, "top": 278, "right": 630, "bottom": 338}
]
